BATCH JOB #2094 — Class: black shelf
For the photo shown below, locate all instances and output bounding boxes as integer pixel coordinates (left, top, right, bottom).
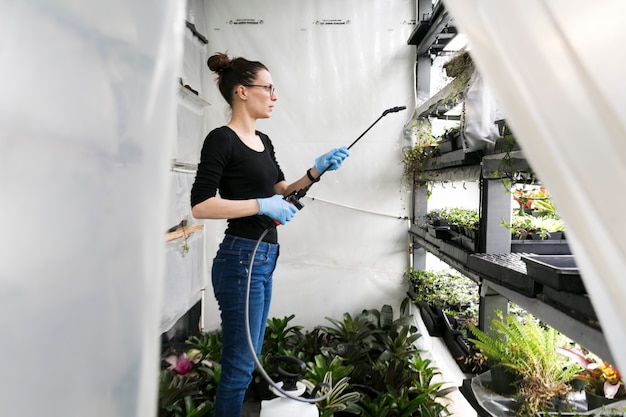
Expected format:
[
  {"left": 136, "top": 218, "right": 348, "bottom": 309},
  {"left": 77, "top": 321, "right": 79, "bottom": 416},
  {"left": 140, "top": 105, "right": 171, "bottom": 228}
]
[
  {"left": 408, "top": 225, "right": 611, "bottom": 364},
  {"left": 407, "top": 1, "right": 457, "bottom": 55}
]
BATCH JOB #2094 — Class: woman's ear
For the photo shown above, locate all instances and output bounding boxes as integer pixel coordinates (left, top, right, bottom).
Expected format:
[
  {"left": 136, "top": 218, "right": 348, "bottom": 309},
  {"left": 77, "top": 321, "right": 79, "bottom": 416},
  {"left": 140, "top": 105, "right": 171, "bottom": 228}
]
[{"left": 235, "top": 85, "right": 247, "bottom": 99}]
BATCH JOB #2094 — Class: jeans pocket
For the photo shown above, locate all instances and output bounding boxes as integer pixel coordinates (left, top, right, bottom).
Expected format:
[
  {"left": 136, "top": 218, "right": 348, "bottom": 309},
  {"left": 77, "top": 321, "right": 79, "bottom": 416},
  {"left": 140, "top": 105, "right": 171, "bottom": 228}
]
[{"left": 239, "top": 249, "right": 269, "bottom": 268}]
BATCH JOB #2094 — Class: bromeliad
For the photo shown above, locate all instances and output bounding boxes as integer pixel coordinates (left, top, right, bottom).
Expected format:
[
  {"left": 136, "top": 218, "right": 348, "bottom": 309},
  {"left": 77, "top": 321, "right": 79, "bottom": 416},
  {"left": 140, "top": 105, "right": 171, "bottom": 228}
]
[{"left": 556, "top": 346, "right": 625, "bottom": 399}]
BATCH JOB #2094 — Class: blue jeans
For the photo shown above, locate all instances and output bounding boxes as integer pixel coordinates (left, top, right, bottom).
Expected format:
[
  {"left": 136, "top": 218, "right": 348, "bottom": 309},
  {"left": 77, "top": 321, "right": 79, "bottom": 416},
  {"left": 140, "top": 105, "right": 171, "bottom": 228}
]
[{"left": 211, "top": 234, "right": 279, "bottom": 417}]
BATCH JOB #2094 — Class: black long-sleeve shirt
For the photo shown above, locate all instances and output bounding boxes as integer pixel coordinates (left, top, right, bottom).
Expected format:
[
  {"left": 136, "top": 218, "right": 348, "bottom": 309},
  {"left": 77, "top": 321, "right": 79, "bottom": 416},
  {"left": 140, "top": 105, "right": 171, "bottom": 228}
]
[{"left": 191, "top": 126, "right": 285, "bottom": 243}]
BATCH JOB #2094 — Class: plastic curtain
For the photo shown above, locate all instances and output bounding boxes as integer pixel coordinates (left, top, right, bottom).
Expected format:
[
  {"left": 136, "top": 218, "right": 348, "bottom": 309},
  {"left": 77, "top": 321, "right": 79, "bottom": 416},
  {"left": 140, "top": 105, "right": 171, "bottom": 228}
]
[
  {"left": 443, "top": 0, "right": 626, "bottom": 371},
  {"left": 0, "top": 1, "right": 183, "bottom": 416},
  {"left": 198, "top": 0, "right": 416, "bottom": 329}
]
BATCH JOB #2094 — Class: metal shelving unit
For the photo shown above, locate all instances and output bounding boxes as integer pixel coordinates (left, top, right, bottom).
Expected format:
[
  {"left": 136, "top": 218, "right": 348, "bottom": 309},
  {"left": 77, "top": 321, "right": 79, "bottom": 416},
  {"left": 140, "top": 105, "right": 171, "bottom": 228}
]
[{"left": 407, "top": 0, "right": 609, "bottom": 373}]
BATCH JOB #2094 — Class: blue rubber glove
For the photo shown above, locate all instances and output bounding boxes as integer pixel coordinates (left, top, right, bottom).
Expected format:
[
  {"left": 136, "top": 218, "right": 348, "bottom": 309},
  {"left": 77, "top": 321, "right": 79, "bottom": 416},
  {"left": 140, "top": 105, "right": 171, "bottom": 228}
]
[
  {"left": 257, "top": 195, "right": 297, "bottom": 225},
  {"left": 314, "top": 147, "right": 350, "bottom": 173}
]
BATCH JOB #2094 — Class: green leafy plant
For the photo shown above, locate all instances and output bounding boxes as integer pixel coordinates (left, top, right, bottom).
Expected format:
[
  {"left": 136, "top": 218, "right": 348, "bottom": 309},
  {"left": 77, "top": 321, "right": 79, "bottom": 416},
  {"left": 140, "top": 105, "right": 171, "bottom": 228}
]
[
  {"left": 185, "top": 331, "right": 222, "bottom": 363},
  {"left": 424, "top": 207, "right": 479, "bottom": 230},
  {"left": 158, "top": 349, "right": 219, "bottom": 417},
  {"left": 502, "top": 211, "right": 565, "bottom": 240},
  {"left": 315, "top": 300, "right": 451, "bottom": 416},
  {"left": 469, "top": 312, "right": 581, "bottom": 416},
  {"left": 404, "top": 267, "right": 479, "bottom": 316},
  {"left": 403, "top": 120, "right": 440, "bottom": 199},
  {"left": 262, "top": 314, "right": 307, "bottom": 360},
  {"left": 318, "top": 310, "right": 379, "bottom": 383},
  {"left": 159, "top": 300, "right": 452, "bottom": 417},
  {"left": 302, "top": 367, "right": 362, "bottom": 417}
]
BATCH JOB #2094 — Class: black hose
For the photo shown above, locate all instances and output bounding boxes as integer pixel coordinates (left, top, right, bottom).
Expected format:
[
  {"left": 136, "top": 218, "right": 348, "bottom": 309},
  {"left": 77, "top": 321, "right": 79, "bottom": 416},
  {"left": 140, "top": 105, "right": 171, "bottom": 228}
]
[{"left": 244, "top": 226, "right": 331, "bottom": 403}]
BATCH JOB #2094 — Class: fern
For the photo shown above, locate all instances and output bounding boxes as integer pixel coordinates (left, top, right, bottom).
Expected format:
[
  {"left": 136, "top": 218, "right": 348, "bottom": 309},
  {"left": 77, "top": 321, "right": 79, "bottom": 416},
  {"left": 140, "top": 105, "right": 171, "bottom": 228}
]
[{"left": 469, "top": 312, "right": 581, "bottom": 417}]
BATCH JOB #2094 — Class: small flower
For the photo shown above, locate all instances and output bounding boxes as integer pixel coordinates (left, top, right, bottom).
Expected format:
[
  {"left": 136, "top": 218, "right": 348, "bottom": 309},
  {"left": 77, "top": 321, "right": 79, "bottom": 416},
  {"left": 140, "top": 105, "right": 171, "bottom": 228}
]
[
  {"left": 164, "top": 349, "right": 212, "bottom": 377},
  {"left": 165, "top": 352, "right": 193, "bottom": 375}
]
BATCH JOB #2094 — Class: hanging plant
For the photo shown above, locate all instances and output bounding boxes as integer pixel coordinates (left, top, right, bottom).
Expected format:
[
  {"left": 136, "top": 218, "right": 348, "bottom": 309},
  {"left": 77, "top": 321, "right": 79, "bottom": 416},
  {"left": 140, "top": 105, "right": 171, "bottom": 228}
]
[{"left": 403, "top": 120, "right": 440, "bottom": 200}]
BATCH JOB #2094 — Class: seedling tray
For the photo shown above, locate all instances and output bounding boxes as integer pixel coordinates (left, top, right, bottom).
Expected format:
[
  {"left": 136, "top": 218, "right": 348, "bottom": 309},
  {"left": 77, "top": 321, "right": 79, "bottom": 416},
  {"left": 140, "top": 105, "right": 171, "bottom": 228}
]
[
  {"left": 467, "top": 253, "right": 539, "bottom": 297},
  {"left": 520, "top": 255, "right": 586, "bottom": 294}
]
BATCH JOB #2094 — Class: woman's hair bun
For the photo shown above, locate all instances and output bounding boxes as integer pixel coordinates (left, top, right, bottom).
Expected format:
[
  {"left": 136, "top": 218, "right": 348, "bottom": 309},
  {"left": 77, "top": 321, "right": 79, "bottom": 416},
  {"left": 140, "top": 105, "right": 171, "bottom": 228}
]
[{"left": 207, "top": 52, "right": 231, "bottom": 73}]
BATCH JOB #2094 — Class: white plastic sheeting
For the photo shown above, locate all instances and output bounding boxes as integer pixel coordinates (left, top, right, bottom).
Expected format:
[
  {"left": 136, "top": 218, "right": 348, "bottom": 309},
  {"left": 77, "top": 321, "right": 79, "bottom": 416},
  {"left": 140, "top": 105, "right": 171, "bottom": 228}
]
[
  {"left": 162, "top": 172, "right": 207, "bottom": 333},
  {"left": 1, "top": 1, "right": 183, "bottom": 416},
  {"left": 198, "top": 0, "right": 417, "bottom": 330},
  {"left": 163, "top": 231, "right": 205, "bottom": 332},
  {"left": 443, "top": 0, "right": 626, "bottom": 371}
]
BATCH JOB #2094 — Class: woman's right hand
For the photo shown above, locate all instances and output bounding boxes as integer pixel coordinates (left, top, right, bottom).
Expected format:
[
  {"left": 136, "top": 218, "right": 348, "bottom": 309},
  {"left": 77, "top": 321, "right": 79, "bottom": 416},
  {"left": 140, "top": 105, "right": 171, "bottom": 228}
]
[{"left": 257, "top": 195, "right": 297, "bottom": 224}]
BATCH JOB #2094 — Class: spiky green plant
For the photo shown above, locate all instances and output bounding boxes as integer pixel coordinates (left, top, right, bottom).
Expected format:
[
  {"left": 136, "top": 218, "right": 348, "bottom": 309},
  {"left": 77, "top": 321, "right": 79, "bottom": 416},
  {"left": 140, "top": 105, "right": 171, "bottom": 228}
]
[
  {"left": 302, "top": 371, "right": 362, "bottom": 417},
  {"left": 469, "top": 312, "right": 581, "bottom": 416}
]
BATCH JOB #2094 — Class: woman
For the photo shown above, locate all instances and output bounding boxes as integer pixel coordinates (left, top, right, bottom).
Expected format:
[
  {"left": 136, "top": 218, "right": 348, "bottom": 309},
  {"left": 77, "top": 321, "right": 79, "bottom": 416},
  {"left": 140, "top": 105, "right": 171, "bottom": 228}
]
[{"left": 190, "top": 52, "right": 349, "bottom": 416}]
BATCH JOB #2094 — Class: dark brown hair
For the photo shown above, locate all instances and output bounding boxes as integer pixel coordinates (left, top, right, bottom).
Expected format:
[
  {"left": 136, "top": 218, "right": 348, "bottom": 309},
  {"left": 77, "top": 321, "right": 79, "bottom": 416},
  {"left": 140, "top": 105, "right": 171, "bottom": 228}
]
[{"left": 207, "top": 52, "right": 268, "bottom": 106}]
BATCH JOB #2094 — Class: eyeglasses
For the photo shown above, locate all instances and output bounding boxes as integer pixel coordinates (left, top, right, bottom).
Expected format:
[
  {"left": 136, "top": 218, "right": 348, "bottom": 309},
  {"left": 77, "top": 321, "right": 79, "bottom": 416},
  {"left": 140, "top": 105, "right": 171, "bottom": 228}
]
[{"left": 243, "top": 84, "right": 276, "bottom": 96}]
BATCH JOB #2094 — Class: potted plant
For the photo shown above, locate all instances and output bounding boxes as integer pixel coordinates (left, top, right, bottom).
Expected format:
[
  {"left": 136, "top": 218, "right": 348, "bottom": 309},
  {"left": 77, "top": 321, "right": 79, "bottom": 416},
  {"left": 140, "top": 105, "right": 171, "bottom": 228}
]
[
  {"left": 556, "top": 346, "right": 626, "bottom": 411},
  {"left": 469, "top": 312, "right": 582, "bottom": 416},
  {"left": 159, "top": 339, "right": 221, "bottom": 417},
  {"left": 403, "top": 120, "right": 440, "bottom": 199},
  {"left": 503, "top": 211, "right": 565, "bottom": 240},
  {"left": 404, "top": 267, "right": 479, "bottom": 337},
  {"left": 159, "top": 301, "right": 452, "bottom": 417}
]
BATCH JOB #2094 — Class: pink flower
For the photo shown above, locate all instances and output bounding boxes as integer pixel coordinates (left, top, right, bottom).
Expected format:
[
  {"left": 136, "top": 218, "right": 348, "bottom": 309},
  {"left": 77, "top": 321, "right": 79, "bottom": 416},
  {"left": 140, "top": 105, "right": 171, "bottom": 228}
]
[{"left": 165, "top": 353, "right": 193, "bottom": 375}]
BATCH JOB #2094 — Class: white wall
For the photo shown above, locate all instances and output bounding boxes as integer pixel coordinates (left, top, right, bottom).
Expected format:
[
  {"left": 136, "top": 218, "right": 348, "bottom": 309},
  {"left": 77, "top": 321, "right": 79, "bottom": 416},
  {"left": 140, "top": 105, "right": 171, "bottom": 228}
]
[{"left": 196, "top": 0, "right": 417, "bottom": 329}]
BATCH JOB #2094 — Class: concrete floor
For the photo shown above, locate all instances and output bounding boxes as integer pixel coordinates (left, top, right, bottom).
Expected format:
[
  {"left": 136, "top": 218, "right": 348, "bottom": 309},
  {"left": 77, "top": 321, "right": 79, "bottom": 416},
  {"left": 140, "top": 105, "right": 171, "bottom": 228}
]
[{"left": 241, "top": 399, "right": 260, "bottom": 417}]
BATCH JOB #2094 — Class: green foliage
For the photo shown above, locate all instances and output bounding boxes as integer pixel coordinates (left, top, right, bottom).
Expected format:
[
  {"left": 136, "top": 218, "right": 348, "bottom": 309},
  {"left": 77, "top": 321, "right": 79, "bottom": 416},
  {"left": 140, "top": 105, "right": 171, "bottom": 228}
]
[
  {"left": 304, "top": 354, "right": 354, "bottom": 384},
  {"left": 469, "top": 312, "right": 581, "bottom": 417},
  {"left": 302, "top": 371, "right": 362, "bottom": 417},
  {"left": 404, "top": 267, "right": 479, "bottom": 319},
  {"left": 503, "top": 212, "right": 565, "bottom": 240},
  {"left": 424, "top": 207, "right": 479, "bottom": 230},
  {"left": 352, "top": 384, "right": 449, "bottom": 417},
  {"left": 158, "top": 349, "right": 220, "bottom": 417},
  {"left": 403, "top": 120, "right": 439, "bottom": 200},
  {"left": 185, "top": 331, "right": 222, "bottom": 363},
  {"left": 263, "top": 314, "right": 306, "bottom": 357},
  {"left": 159, "top": 299, "right": 451, "bottom": 417}
]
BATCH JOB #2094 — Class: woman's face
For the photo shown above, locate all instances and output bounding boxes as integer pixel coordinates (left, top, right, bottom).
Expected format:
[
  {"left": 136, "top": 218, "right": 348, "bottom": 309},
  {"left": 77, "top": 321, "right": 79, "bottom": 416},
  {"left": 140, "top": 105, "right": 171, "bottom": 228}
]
[{"left": 243, "top": 69, "right": 277, "bottom": 119}]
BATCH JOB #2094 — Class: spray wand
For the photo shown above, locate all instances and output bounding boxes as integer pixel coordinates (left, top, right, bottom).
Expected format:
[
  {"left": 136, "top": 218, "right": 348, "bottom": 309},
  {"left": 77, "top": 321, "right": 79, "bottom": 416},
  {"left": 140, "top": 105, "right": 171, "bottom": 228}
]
[{"left": 282, "top": 105, "right": 406, "bottom": 212}]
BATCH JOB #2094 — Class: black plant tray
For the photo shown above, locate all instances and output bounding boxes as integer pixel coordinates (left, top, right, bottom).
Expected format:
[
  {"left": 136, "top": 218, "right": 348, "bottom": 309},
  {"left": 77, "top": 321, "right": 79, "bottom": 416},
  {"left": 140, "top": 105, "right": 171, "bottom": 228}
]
[
  {"left": 442, "top": 314, "right": 484, "bottom": 374},
  {"left": 511, "top": 238, "right": 572, "bottom": 255},
  {"left": 539, "top": 286, "right": 599, "bottom": 328},
  {"left": 520, "top": 255, "right": 586, "bottom": 294},
  {"left": 438, "top": 134, "right": 463, "bottom": 154},
  {"left": 428, "top": 225, "right": 451, "bottom": 240},
  {"left": 417, "top": 301, "right": 444, "bottom": 337},
  {"left": 467, "top": 253, "right": 539, "bottom": 297}
]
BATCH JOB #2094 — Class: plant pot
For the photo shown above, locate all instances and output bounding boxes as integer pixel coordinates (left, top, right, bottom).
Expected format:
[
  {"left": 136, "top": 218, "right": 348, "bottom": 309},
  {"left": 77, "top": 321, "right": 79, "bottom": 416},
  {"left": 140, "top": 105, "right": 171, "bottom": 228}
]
[
  {"left": 569, "top": 378, "right": 588, "bottom": 392},
  {"left": 585, "top": 389, "right": 622, "bottom": 411},
  {"left": 428, "top": 225, "right": 451, "bottom": 240},
  {"left": 489, "top": 363, "right": 520, "bottom": 395},
  {"left": 417, "top": 301, "right": 444, "bottom": 337}
]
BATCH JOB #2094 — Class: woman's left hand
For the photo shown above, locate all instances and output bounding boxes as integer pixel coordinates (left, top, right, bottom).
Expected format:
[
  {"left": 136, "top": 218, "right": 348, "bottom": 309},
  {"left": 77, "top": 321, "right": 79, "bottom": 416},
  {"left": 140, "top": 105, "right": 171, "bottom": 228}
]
[{"left": 314, "top": 147, "right": 350, "bottom": 172}]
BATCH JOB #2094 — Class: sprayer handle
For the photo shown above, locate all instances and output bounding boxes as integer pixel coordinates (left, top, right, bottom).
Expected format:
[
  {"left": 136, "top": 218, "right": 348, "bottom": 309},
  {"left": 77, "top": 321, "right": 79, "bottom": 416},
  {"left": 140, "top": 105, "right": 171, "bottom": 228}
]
[{"left": 270, "top": 356, "right": 307, "bottom": 391}]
